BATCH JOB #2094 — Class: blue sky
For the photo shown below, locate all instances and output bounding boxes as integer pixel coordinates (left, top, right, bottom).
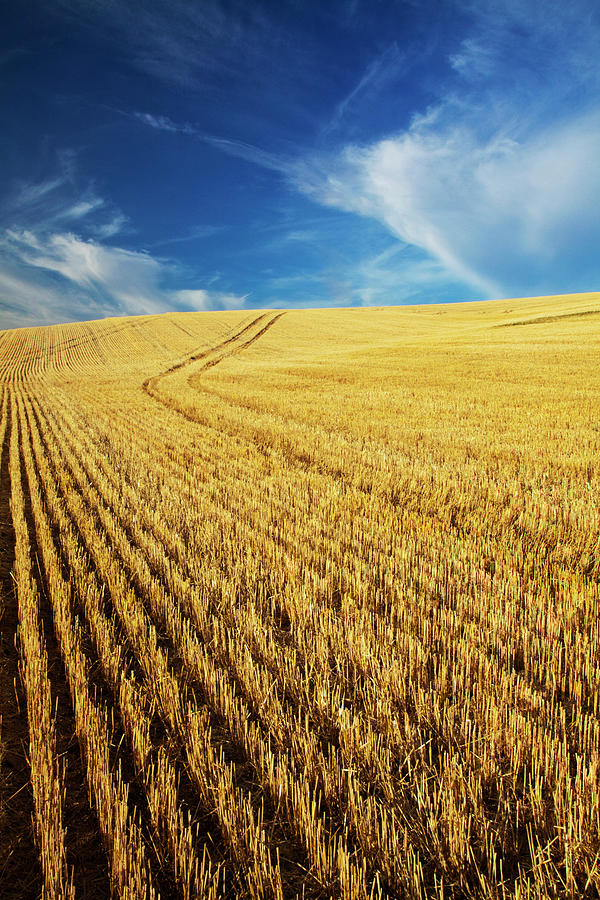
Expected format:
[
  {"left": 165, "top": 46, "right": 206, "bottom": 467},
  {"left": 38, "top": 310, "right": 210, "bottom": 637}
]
[{"left": 1, "top": 0, "right": 599, "bottom": 327}]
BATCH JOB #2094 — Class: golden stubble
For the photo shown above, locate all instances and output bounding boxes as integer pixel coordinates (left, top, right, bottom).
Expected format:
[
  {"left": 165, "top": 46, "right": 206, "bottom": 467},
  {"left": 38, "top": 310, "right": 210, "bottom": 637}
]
[{"left": 1, "top": 292, "right": 599, "bottom": 898}]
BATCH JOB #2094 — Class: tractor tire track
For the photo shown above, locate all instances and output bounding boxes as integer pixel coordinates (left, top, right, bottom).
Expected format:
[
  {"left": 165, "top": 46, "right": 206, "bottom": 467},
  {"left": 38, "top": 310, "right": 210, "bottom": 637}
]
[{"left": 143, "top": 312, "right": 285, "bottom": 415}]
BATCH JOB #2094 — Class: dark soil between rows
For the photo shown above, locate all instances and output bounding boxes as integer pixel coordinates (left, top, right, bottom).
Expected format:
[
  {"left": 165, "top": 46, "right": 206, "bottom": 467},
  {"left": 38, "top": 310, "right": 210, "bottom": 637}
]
[{"left": 0, "top": 401, "right": 42, "bottom": 899}]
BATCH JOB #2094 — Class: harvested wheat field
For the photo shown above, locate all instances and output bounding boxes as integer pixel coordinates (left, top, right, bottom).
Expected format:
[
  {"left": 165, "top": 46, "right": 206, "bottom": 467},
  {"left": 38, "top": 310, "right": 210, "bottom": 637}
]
[{"left": 0, "top": 293, "right": 599, "bottom": 900}]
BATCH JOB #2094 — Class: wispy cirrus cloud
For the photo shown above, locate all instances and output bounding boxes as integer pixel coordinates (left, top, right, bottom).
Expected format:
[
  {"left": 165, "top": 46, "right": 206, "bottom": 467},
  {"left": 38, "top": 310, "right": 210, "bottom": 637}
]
[
  {"left": 91, "top": 215, "right": 130, "bottom": 240},
  {"left": 13, "top": 177, "right": 66, "bottom": 207},
  {"left": 4, "top": 151, "right": 128, "bottom": 241},
  {"left": 173, "top": 288, "right": 249, "bottom": 311},
  {"left": 0, "top": 228, "right": 248, "bottom": 328},
  {"left": 201, "top": 136, "right": 291, "bottom": 174},
  {"left": 52, "top": 0, "right": 281, "bottom": 91},
  {"left": 322, "top": 42, "right": 409, "bottom": 139},
  {"left": 149, "top": 224, "right": 226, "bottom": 249},
  {"left": 0, "top": 267, "right": 71, "bottom": 329},
  {"left": 2, "top": 229, "right": 166, "bottom": 318},
  {"left": 134, "top": 110, "right": 293, "bottom": 174},
  {"left": 133, "top": 112, "right": 195, "bottom": 134},
  {"left": 0, "top": 145, "right": 249, "bottom": 326},
  {"left": 292, "top": 0, "right": 600, "bottom": 299}
]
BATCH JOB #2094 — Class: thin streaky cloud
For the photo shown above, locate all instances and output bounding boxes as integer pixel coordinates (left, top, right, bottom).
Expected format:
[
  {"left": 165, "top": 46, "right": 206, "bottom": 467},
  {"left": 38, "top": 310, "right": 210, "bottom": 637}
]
[
  {"left": 149, "top": 225, "right": 226, "bottom": 248},
  {"left": 202, "top": 136, "right": 292, "bottom": 174},
  {"left": 322, "top": 42, "right": 405, "bottom": 138},
  {"left": 11, "top": 177, "right": 66, "bottom": 208},
  {"left": 134, "top": 111, "right": 295, "bottom": 175},
  {"left": 52, "top": 0, "right": 280, "bottom": 90},
  {"left": 133, "top": 112, "right": 195, "bottom": 134},
  {"left": 173, "top": 288, "right": 250, "bottom": 311},
  {"left": 4, "top": 153, "right": 129, "bottom": 249},
  {"left": 91, "top": 215, "right": 130, "bottom": 240},
  {"left": 59, "top": 198, "right": 105, "bottom": 220}
]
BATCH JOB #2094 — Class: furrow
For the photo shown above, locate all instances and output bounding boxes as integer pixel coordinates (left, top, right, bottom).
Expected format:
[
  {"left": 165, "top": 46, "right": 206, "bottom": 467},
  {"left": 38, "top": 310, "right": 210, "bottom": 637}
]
[{"left": 17, "top": 393, "right": 158, "bottom": 900}]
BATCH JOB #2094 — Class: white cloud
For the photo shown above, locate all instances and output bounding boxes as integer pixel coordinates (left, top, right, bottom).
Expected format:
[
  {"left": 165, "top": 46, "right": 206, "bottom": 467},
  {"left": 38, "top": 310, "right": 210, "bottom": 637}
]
[
  {"left": 56, "top": 0, "right": 285, "bottom": 92},
  {"left": 135, "top": 102, "right": 310, "bottom": 183},
  {"left": 293, "top": 0, "right": 600, "bottom": 299},
  {"left": 322, "top": 42, "right": 407, "bottom": 138},
  {"left": 173, "top": 288, "right": 248, "bottom": 311},
  {"left": 91, "top": 214, "right": 129, "bottom": 239},
  {"left": 13, "top": 177, "right": 66, "bottom": 207},
  {"left": 0, "top": 256, "right": 123, "bottom": 329},
  {"left": 134, "top": 112, "right": 195, "bottom": 134},
  {"left": 60, "top": 197, "right": 105, "bottom": 220},
  {"left": 0, "top": 146, "right": 247, "bottom": 326},
  {"left": 5, "top": 153, "right": 127, "bottom": 241},
  {"left": 0, "top": 229, "right": 247, "bottom": 326},
  {"left": 3, "top": 229, "right": 166, "bottom": 314},
  {"left": 134, "top": 109, "right": 293, "bottom": 175},
  {"left": 202, "top": 136, "right": 291, "bottom": 174},
  {"left": 348, "top": 243, "right": 466, "bottom": 306},
  {"left": 295, "top": 133, "right": 502, "bottom": 298},
  {"left": 149, "top": 224, "right": 225, "bottom": 248}
]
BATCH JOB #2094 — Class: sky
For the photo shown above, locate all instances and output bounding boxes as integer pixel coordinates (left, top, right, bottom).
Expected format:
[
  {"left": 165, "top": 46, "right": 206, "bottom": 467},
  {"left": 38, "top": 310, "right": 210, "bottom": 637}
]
[{"left": 1, "top": 0, "right": 600, "bottom": 328}]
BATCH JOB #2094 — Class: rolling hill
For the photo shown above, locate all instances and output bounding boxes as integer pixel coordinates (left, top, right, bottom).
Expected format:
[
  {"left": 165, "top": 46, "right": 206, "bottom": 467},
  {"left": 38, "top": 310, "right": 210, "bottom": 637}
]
[{"left": 1, "top": 292, "right": 599, "bottom": 899}]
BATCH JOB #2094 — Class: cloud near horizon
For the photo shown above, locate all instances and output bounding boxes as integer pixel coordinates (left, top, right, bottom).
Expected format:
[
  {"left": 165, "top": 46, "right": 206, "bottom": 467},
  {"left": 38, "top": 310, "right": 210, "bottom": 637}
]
[
  {"left": 2, "top": 0, "right": 600, "bottom": 327},
  {"left": 0, "top": 229, "right": 248, "bottom": 329},
  {"left": 0, "top": 154, "right": 249, "bottom": 328}
]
